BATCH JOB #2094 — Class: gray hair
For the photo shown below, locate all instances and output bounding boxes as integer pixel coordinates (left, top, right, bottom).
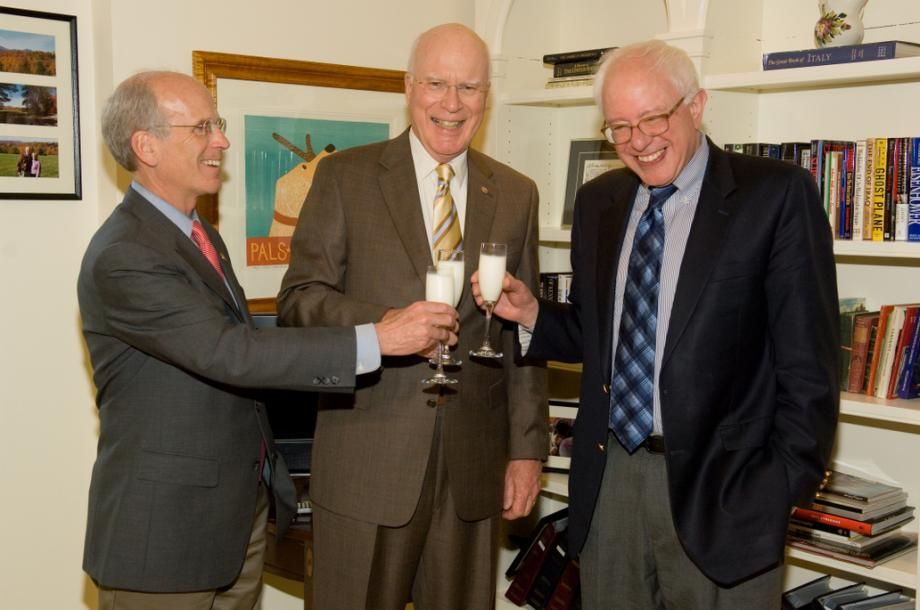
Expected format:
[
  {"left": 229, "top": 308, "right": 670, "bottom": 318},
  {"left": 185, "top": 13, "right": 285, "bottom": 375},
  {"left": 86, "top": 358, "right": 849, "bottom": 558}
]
[
  {"left": 593, "top": 40, "right": 700, "bottom": 108},
  {"left": 101, "top": 71, "right": 174, "bottom": 171}
]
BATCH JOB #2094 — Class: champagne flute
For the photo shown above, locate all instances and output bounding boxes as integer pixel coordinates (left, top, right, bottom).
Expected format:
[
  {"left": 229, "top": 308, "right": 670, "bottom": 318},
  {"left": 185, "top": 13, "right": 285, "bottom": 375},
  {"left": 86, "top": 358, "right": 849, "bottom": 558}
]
[
  {"left": 432, "top": 249, "right": 464, "bottom": 367},
  {"left": 422, "top": 265, "right": 458, "bottom": 385},
  {"left": 470, "top": 242, "right": 506, "bottom": 359}
]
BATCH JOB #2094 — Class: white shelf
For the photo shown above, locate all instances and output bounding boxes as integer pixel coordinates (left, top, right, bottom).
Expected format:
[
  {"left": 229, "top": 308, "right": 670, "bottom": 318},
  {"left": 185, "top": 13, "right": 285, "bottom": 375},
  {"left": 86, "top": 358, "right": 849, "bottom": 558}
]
[
  {"left": 787, "top": 547, "right": 918, "bottom": 591},
  {"left": 540, "top": 471, "right": 569, "bottom": 498},
  {"left": 539, "top": 226, "right": 572, "bottom": 243},
  {"left": 840, "top": 393, "right": 920, "bottom": 427},
  {"left": 833, "top": 241, "right": 920, "bottom": 259},
  {"left": 704, "top": 57, "right": 920, "bottom": 93},
  {"left": 501, "top": 86, "right": 594, "bottom": 107}
]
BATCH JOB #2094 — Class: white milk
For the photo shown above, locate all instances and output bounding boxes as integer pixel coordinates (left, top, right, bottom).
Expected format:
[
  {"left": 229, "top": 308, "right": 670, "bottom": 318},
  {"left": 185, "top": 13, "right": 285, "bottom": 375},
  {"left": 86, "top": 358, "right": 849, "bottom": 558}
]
[
  {"left": 478, "top": 253, "right": 506, "bottom": 303},
  {"left": 437, "top": 259, "right": 465, "bottom": 306},
  {"left": 426, "top": 269, "right": 455, "bottom": 305}
]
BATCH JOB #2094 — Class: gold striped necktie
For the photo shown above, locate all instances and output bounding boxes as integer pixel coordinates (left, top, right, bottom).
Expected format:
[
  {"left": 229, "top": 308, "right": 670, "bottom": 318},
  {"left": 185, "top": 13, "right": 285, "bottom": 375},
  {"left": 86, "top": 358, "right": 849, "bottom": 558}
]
[{"left": 431, "top": 163, "right": 462, "bottom": 256}]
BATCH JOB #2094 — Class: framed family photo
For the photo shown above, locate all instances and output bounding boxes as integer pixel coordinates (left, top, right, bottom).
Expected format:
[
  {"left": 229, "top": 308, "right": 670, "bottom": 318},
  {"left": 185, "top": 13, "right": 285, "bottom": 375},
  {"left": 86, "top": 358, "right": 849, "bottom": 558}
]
[
  {"left": 547, "top": 400, "right": 578, "bottom": 471},
  {"left": 193, "top": 51, "right": 407, "bottom": 312},
  {"left": 0, "top": 6, "right": 81, "bottom": 199},
  {"left": 561, "top": 138, "right": 622, "bottom": 226}
]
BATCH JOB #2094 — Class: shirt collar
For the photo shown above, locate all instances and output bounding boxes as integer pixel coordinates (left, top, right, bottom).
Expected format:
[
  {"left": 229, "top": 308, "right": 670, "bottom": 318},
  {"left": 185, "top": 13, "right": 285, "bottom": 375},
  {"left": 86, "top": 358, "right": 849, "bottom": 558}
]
[
  {"left": 409, "top": 128, "right": 468, "bottom": 189},
  {"left": 131, "top": 180, "right": 199, "bottom": 237}
]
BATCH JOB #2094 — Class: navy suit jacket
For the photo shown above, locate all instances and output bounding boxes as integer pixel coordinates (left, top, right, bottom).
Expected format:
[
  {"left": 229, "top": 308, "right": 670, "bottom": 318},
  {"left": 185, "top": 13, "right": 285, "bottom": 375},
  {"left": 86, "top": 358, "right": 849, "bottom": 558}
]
[{"left": 528, "top": 139, "right": 839, "bottom": 585}]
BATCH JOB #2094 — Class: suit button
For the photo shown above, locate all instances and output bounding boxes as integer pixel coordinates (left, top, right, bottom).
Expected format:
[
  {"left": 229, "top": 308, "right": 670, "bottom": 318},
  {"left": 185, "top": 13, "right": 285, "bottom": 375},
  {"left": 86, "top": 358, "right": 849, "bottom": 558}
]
[
  {"left": 331, "top": 376, "right": 340, "bottom": 385},
  {"left": 426, "top": 399, "right": 437, "bottom": 407},
  {"left": 312, "top": 377, "right": 321, "bottom": 384},
  {"left": 602, "top": 384, "right": 610, "bottom": 394},
  {"left": 596, "top": 442, "right": 606, "bottom": 452}
]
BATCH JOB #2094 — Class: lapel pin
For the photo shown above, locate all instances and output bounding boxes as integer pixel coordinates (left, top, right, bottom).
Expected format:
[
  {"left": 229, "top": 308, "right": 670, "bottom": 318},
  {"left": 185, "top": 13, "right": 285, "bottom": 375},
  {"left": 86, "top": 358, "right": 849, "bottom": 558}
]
[{"left": 481, "top": 186, "right": 489, "bottom": 194}]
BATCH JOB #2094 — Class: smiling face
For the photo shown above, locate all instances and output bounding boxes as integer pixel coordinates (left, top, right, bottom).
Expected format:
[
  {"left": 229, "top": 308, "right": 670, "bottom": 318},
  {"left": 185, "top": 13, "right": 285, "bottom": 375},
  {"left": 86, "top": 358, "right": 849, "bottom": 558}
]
[
  {"left": 405, "top": 25, "right": 490, "bottom": 163},
  {"left": 133, "top": 74, "right": 229, "bottom": 215},
  {"left": 601, "top": 57, "right": 706, "bottom": 187}
]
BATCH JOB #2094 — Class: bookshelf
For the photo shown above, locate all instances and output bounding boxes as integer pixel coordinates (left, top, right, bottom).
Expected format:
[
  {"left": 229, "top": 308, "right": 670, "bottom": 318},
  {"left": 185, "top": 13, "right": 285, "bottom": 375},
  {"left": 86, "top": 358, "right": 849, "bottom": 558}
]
[{"left": 480, "top": 0, "right": 920, "bottom": 606}]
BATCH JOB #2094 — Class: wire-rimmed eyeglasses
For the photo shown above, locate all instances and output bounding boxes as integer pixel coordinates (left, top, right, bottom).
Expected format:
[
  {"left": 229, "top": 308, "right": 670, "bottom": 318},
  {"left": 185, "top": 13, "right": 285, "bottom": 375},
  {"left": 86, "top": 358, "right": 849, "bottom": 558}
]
[
  {"left": 414, "top": 79, "right": 489, "bottom": 100},
  {"left": 166, "top": 117, "right": 227, "bottom": 137},
  {"left": 600, "top": 98, "right": 685, "bottom": 145}
]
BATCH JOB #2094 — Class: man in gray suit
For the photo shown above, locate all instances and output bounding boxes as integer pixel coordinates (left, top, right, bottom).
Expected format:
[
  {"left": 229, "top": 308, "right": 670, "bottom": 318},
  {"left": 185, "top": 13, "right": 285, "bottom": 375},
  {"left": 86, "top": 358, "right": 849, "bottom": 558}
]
[
  {"left": 277, "top": 23, "right": 548, "bottom": 610},
  {"left": 79, "top": 70, "right": 457, "bottom": 610}
]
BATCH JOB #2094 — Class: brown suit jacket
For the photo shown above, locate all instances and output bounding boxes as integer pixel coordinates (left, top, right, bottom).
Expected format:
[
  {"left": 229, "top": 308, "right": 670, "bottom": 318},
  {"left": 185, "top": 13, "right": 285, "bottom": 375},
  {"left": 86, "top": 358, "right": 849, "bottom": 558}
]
[{"left": 277, "top": 130, "right": 548, "bottom": 525}]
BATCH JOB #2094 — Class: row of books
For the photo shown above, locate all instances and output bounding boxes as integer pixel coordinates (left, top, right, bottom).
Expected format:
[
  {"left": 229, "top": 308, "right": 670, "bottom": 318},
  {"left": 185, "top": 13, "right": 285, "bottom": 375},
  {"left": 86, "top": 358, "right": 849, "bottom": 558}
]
[
  {"left": 783, "top": 575, "right": 915, "bottom": 610},
  {"left": 723, "top": 138, "right": 920, "bottom": 242},
  {"left": 839, "top": 298, "right": 920, "bottom": 400},
  {"left": 504, "top": 508, "right": 579, "bottom": 609},
  {"left": 788, "top": 470, "right": 917, "bottom": 571},
  {"left": 542, "top": 46, "right": 613, "bottom": 89},
  {"left": 763, "top": 40, "right": 920, "bottom": 72},
  {"left": 539, "top": 273, "right": 572, "bottom": 304}
]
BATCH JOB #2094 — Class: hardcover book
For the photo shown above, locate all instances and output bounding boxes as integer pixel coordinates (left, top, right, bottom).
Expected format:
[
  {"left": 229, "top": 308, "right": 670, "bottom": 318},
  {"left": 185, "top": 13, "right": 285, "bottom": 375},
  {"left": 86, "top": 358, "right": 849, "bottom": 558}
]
[
  {"left": 543, "top": 47, "right": 614, "bottom": 64},
  {"left": 782, "top": 574, "right": 833, "bottom": 610},
  {"left": 897, "top": 314, "right": 920, "bottom": 399},
  {"left": 786, "top": 532, "right": 918, "bottom": 568},
  {"left": 847, "top": 312, "right": 880, "bottom": 393},
  {"left": 791, "top": 505, "right": 916, "bottom": 537},
  {"left": 839, "top": 590, "right": 915, "bottom": 609},
  {"left": 814, "top": 582, "right": 870, "bottom": 610},
  {"left": 762, "top": 40, "right": 920, "bottom": 71},
  {"left": 909, "top": 137, "right": 920, "bottom": 241},
  {"left": 817, "top": 470, "right": 905, "bottom": 504}
]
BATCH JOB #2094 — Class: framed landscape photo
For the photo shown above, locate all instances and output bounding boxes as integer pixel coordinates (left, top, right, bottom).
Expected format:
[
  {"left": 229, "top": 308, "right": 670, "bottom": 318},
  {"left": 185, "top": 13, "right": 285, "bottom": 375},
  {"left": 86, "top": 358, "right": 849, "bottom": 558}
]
[
  {"left": 561, "top": 138, "right": 623, "bottom": 226},
  {"left": 547, "top": 401, "right": 578, "bottom": 471},
  {"left": 0, "top": 7, "right": 81, "bottom": 199},
  {"left": 193, "top": 51, "right": 407, "bottom": 312}
]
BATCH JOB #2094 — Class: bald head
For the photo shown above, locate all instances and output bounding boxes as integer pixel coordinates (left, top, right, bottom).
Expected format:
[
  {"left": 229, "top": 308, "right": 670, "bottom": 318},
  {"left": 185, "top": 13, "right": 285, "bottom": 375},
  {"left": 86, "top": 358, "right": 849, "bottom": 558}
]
[{"left": 407, "top": 23, "right": 491, "bottom": 82}]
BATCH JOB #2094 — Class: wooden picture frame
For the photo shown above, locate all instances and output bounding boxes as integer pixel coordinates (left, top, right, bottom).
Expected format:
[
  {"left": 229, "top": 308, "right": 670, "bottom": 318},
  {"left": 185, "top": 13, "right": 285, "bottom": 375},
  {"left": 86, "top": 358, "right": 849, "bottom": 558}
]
[
  {"left": 561, "top": 138, "right": 623, "bottom": 226},
  {"left": 192, "top": 51, "right": 406, "bottom": 313},
  {"left": 0, "top": 6, "right": 81, "bottom": 199}
]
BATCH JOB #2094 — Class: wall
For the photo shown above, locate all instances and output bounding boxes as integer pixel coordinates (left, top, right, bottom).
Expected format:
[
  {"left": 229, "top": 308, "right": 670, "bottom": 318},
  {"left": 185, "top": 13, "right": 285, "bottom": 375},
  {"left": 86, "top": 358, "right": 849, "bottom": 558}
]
[{"left": 0, "top": 1, "right": 470, "bottom": 609}]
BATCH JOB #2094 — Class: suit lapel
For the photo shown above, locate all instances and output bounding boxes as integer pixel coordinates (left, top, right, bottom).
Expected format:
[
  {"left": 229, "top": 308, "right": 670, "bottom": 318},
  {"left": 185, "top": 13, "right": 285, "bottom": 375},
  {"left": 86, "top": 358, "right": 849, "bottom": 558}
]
[
  {"left": 124, "top": 190, "right": 245, "bottom": 322},
  {"left": 662, "top": 141, "right": 738, "bottom": 366},
  {"left": 378, "top": 132, "right": 432, "bottom": 284},
  {"left": 596, "top": 175, "right": 639, "bottom": 381},
  {"left": 462, "top": 151, "right": 498, "bottom": 311}
]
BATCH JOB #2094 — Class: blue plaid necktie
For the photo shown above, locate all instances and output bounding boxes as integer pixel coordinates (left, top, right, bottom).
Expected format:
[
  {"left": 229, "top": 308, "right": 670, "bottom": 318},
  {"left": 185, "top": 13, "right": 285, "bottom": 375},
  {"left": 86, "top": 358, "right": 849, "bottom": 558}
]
[{"left": 609, "top": 184, "right": 677, "bottom": 453}]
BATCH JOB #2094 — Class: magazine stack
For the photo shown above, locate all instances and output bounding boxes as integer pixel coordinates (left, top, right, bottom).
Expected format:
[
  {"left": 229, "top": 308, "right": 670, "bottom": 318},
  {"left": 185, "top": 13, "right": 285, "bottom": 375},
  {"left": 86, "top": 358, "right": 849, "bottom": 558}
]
[{"left": 788, "top": 470, "right": 917, "bottom": 569}]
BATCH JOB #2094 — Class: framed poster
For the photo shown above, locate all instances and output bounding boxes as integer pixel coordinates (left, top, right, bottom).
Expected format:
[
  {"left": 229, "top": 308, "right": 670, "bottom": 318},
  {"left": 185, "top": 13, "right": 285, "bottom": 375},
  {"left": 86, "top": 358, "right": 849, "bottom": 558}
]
[
  {"left": 547, "top": 401, "right": 578, "bottom": 471},
  {"left": 0, "top": 7, "right": 81, "bottom": 199},
  {"left": 561, "top": 138, "right": 623, "bottom": 226},
  {"left": 193, "top": 51, "right": 407, "bottom": 311}
]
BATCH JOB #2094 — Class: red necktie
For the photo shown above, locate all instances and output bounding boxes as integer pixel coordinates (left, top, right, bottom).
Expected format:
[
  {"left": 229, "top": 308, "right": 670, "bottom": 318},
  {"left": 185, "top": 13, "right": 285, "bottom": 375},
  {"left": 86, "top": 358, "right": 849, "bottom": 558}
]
[{"left": 191, "top": 220, "right": 224, "bottom": 278}]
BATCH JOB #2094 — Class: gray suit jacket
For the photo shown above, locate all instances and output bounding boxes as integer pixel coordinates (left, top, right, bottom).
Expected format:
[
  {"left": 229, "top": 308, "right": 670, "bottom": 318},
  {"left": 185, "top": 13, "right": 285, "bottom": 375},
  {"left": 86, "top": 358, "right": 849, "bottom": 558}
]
[
  {"left": 277, "top": 130, "right": 548, "bottom": 525},
  {"left": 79, "top": 188, "right": 358, "bottom": 592}
]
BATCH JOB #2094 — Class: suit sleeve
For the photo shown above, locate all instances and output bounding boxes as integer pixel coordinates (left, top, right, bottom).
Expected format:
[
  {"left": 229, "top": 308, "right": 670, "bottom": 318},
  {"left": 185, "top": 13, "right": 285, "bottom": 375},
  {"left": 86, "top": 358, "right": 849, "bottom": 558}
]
[
  {"left": 767, "top": 169, "right": 839, "bottom": 506},
  {"left": 277, "top": 157, "right": 390, "bottom": 327},
  {"left": 91, "top": 239, "right": 357, "bottom": 392}
]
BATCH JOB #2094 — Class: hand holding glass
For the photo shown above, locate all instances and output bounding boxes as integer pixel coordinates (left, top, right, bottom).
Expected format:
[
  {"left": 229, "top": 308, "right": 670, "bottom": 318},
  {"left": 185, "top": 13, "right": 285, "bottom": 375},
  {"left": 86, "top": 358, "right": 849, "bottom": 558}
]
[
  {"left": 432, "top": 249, "right": 464, "bottom": 367},
  {"left": 470, "top": 242, "right": 506, "bottom": 359},
  {"left": 422, "top": 266, "right": 459, "bottom": 385}
]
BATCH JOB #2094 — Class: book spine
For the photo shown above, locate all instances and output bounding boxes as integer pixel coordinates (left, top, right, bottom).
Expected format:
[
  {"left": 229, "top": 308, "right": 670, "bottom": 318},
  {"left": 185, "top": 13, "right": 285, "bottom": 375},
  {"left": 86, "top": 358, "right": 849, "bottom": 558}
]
[
  {"left": 847, "top": 313, "right": 878, "bottom": 393},
  {"left": 852, "top": 140, "right": 866, "bottom": 240},
  {"left": 791, "top": 506, "right": 873, "bottom": 535},
  {"left": 762, "top": 41, "right": 903, "bottom": 70},
  {"left": 888, "top": 307, "right": 918, "bottom": 398},
  {"left": 872, "top": 138, "right": 888, "bottom": 241},
  {"left": 910, "top": 137, "right": 920, "bottom": 242},
  {"left": 898, "top": 315, "right": 920, "bottom": 398},
  {"left": 862, "top": 138, "right": 875, "bottom": 240},
  {"left": 896, "top": 136, "right": 910, "bottom": 240},
  {"left": 875, "top": 307, "right": 904, "bottom": 398},
  {"left": 553, "top": 61, "right": 599, "bottom": 78},
  {"left": 543, "top": 47, "right": 611, "bottom": 64},
  {"left": 884, "top": 138, "right": 898, "bottom": 240}
]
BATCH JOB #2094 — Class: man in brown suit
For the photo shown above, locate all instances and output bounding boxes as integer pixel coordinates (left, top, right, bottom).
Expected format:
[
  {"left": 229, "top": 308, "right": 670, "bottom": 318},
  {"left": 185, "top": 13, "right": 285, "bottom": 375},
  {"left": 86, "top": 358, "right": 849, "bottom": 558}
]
[{"left": 277, "top": 23, "right": 548, "bottom": 610}]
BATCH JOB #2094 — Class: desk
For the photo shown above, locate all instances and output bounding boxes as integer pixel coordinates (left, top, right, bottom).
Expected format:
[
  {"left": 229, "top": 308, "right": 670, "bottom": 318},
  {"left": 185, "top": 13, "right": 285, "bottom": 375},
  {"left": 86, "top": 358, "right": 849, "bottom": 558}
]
[{"left": 265, "top": 518, "right": 313, "bottom": 609}]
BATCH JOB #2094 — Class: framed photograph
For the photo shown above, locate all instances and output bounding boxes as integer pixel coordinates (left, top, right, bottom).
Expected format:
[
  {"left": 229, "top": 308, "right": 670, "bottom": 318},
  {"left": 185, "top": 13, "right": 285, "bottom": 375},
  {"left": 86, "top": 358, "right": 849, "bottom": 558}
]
[
  {"left": 561, "top": 138, "right": 623, "bottom": 226},
  {"left": 193, "top": 51, "right": 408, "bottom": 312},
  {"left": 547, "top": 401, "right": 578, "bottom": 471},
  {"left": 0, "top": 7, "right": 80, "bottom": 199}
]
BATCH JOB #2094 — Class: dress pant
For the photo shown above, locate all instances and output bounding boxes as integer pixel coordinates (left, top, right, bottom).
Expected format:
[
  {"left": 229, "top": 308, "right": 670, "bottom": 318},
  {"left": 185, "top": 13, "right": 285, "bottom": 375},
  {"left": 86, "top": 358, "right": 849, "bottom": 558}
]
[
  {"left": 580, "top": 433, "right": 783, "bottom": 610},
  {"left": 98, "top": 484, "right": 269, "bottom": 610},
  {"left": 312, "top": 408, "right": 498, "bottom": 610}
]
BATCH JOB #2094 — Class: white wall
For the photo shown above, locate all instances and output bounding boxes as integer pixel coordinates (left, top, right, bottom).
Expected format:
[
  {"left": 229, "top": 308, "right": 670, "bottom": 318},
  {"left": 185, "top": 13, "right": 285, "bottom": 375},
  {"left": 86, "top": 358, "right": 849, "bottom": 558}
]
[{"left": 0, "top": 1, "right": 470, "bottom": 609}]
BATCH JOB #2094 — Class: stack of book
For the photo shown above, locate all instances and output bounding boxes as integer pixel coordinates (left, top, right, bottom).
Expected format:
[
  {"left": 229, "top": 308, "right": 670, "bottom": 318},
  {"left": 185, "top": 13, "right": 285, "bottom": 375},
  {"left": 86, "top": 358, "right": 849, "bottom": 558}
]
[
  {"left": 723, "top": 137, "right": 920, "bottom": 242},
  {"left": 504, "top": 508, "right": 580, "bottom": 609},
  {"left": 788, "top": 470, "right": 917, "bottom": 568},
  {"left": 542, "top": 46, "right": 614, "bottom": 89},
  {"left": 783, "top": 575, "right": 915, "bottom": 609},
  {"left": 839, "top": 300, "right": 920, "bottom": 400}
]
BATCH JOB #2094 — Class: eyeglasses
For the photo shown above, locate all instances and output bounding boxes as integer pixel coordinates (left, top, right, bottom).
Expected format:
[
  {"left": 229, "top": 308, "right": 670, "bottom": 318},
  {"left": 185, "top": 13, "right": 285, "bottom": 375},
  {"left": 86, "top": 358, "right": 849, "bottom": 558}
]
[
  {"left": 414, "top": 79, "right": 489, "bottom": 99},
  {"left": 165, "top": 117, "right": 227, "bottom": 137},
  {"left": 600, "top": 98, "right": 685, "bottom": 145}
]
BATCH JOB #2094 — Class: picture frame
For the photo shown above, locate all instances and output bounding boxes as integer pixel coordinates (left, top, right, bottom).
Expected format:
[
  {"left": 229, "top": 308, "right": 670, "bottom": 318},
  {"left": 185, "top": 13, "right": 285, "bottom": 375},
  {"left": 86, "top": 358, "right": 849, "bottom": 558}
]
[
  {"left": 547, "top": 401, "right": 578, "bottom": 471},
  {"left": 561, "top": 138, "right": 623, "bottom": 226},
  {"left": 0, "top": 6, "right": 81, "bottom": 200},
  {"left": 192, "top": 51, "right": 407, "bottom": 313}
]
